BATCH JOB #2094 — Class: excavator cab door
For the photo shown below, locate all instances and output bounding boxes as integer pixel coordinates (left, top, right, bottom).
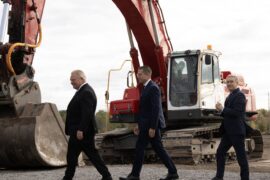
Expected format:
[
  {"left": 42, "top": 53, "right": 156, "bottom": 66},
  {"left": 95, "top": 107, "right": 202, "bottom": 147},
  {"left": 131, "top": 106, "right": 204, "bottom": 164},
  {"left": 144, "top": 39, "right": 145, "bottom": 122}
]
[
  {"left": 200, "top": 54, "right": 225, "bottom": 111},
  {"left": 168, "top": 54, "right": 198, "bottom": 108}
]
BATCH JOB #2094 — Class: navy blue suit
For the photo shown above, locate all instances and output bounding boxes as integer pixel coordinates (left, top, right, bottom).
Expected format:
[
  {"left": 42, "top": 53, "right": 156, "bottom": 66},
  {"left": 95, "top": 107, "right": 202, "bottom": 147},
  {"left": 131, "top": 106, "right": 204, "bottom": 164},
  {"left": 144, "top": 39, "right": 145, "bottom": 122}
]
[
  {"left": 131, "top": 80, "right": 177, "bottom": 177},
  {"left": 64, "top": 84, "right": 111, "bottom": 180},
  {"left": 138, "top": 80, "right": 166, "bottom": 131},
  {"left": 216, "top": 88, "right": 249, "bottom": 180}
]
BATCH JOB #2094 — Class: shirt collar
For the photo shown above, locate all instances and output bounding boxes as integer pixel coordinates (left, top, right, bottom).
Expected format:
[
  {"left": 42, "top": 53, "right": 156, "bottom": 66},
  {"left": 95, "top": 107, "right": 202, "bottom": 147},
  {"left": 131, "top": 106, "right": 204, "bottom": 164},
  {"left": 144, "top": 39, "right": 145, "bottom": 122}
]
[
  {"left": 231, "top": 88, "right": 240, "bottom": 94},
  {"left": 143, "top": 79, "right": 151, "bottom": 87},
  {"left": 78, "top": 82, "right": 87, "bottom": 91}
]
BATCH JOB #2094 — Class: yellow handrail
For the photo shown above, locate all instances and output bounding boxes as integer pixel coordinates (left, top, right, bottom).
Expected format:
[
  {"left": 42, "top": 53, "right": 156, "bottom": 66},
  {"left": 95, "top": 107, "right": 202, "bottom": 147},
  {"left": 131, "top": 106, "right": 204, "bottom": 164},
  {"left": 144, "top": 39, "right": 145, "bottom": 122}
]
[{"left": 105, "top": 60, "right": 134, "bottom": 131}]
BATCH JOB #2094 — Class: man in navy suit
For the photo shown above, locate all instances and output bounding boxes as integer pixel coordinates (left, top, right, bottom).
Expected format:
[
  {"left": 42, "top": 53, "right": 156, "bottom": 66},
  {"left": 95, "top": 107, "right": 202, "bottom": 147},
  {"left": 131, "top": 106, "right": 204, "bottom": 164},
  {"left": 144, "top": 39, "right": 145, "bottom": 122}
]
[
  {"left": 63, "top": 70, "right": 112, "bottom": 180},
  {"left": 212, "top": 75, "right": 249, "bottom": 180},
  {"left": 119, "top": 66, "right": 178, "bottom": 180}
]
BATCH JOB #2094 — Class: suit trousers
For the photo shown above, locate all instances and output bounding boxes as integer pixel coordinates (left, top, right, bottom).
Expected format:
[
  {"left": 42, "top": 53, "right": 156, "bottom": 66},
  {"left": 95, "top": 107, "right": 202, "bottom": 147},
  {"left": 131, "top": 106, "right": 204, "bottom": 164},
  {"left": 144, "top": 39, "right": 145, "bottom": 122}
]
[
  {"left": 64, "top": 135, "right": 111, "bottom": 179},
  {"left": 131, "top": 129, "right": 177, "bottom": 177},
  {"left": 216, "top": 134, "right": 249, "bottom": 180}
]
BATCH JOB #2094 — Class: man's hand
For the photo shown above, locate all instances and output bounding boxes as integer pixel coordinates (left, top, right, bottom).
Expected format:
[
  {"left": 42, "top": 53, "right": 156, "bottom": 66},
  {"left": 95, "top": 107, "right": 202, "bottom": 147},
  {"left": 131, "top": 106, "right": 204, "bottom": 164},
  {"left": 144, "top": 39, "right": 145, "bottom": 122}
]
[
  {"left": 76, "top": 130, "right": 84, "bottom": 140},
  {"left": 134, "top": 126, "right": 139, "bottom": 135},
  {"left": 149, "top": 128, "right": 155, "bottom": 138},
  {"left": 216, "top": 102, "right": 223, "bottom": 112}
]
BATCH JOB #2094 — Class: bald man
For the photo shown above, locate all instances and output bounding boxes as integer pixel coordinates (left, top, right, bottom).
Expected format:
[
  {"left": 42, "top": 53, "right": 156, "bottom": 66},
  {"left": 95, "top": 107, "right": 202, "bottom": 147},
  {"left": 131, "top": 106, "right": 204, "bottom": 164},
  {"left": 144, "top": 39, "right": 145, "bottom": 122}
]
[
  {"left": 63, "top": 70, "right": 112, "bottom": 180},
  {"left": 212, "top": 75, "right": 249, "bottom": 180}
]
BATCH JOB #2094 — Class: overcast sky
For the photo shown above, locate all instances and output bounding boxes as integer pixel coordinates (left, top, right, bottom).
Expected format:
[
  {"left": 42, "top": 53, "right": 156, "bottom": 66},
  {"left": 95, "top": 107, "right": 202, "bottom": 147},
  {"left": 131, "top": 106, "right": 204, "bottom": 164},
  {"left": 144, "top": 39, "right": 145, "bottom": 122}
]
[{"left": 1, "top": 0, "right": 270, "bottom": 111}]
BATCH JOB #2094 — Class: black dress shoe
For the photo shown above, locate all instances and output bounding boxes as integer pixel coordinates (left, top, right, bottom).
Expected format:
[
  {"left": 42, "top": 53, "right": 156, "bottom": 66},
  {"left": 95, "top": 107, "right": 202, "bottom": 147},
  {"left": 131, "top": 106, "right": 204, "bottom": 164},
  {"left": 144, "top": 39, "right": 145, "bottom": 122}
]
[
  {"left": 211, "top": 177, "right": 223, "bottom": 180},
  {"left": 62, "top": 177, "right": 72, "bottom": 180},
  {"left": 160, "top": 173, "right": 179, "bottom": 180},
  {"left": 119, "top": 174, "right": 140, "bottom": 180},
  {"left": 102, "top": 176, "right": 113, "bottom": 180}
]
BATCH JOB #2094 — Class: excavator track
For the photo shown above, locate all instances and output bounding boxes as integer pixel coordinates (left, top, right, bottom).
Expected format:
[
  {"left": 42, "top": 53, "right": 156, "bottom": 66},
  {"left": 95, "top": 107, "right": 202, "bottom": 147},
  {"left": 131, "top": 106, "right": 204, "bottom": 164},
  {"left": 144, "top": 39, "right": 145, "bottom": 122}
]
[
  {"left": 96, "top": 124, "right": 263, "bottom": 165},
  {"left": 246, "top": 129, "right": 264, "bottom": 159}
]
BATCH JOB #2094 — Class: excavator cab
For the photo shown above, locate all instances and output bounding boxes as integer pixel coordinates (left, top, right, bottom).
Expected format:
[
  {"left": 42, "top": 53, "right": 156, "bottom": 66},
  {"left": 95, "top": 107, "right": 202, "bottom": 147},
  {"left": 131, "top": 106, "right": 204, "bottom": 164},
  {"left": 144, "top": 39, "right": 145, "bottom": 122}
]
[{"left": 167, "top": 49, "right": 225, "bottom": 127}]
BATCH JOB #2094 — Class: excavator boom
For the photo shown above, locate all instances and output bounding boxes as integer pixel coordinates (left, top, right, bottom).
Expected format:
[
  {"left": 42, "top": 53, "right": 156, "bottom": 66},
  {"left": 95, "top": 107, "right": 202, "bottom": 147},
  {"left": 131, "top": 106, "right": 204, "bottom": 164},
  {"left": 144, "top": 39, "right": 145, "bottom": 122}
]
[
  {"left": 0, "top": 0, "right": 67, "bottom": 167},
  {"left": 113, "top": 0, "right": 172, "bottom": 95}
]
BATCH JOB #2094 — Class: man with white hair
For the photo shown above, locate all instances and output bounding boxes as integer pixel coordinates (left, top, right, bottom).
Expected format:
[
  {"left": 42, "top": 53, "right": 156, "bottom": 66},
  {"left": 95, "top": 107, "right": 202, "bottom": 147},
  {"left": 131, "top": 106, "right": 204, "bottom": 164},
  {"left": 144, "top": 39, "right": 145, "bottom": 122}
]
[
  {"left": 63, "top": 70, "right": 112, "bottom": 180},
  {"left": 212, "top": 75, "right": 249, "bottom": 180}
]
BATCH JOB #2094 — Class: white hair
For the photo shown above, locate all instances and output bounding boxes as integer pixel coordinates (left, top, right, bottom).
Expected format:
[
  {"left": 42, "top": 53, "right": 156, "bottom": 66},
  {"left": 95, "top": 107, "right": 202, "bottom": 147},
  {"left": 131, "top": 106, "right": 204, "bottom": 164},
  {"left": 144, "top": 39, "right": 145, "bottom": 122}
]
[
  {"left": 226, "top": 74, "right": 238, "bottom": 83},
  {"left": 71, "top": 70, "right": 87, "bottom": 81}
]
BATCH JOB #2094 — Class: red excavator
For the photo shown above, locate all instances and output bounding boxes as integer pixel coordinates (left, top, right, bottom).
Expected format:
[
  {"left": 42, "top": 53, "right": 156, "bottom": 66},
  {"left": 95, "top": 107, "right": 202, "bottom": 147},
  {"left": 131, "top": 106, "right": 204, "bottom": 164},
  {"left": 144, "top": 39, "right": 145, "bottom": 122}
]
[
  {"left": 0, "top": 0, "right": 263, "bottom": 168},
  {"left": 97, "top": 0, "right": 263, "bottom": 164},
  {"left": 0, "top": 0, "right": 67, "bottom": 167}
]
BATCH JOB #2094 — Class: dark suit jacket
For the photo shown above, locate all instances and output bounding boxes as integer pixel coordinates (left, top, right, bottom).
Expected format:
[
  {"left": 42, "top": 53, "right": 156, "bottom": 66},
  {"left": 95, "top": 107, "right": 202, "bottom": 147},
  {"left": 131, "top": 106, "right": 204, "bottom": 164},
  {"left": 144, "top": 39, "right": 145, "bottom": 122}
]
[
  {"left": 138, "top": 80, "right": 166, "bottom": 131},
  {"left": 220, "top": 88, "right": 246, "bottom": 135},
  {"left": 65, "top": 83, "right": 98, "bottom": 136}
]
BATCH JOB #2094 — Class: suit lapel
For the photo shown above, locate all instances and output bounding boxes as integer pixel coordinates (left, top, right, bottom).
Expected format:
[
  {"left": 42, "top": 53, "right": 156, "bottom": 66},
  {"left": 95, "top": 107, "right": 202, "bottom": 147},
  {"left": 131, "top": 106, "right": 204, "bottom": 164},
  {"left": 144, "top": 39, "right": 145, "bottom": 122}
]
[
  {"left": 68, "top": 84, "right": 88, "bottom": 109},
  {"left": 225, "top": 88, "right": 239, "bottom": 107},
  {"left": 224, "top": 93, "right": 232, "bottom": 107},
  {"left": 141, "top": 80, "right": 152, "bottom": 97}
]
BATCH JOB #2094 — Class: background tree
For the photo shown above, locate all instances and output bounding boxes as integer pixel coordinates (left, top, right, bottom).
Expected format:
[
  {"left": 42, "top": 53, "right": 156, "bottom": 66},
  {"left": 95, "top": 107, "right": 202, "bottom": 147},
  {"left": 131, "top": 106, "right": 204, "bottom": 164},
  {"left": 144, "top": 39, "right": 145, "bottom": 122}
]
[
  {"left": 59, "top": 110, "right": 67, "bottom": 122},
  {"left": 253, "top": 109, "right": 270, "bottom": 133},
  {"left": 95, "top": 110, "right": 128, "bottom": 133},
  {"left": 59, "top": 109, "right": 270, "bottom": 134}
]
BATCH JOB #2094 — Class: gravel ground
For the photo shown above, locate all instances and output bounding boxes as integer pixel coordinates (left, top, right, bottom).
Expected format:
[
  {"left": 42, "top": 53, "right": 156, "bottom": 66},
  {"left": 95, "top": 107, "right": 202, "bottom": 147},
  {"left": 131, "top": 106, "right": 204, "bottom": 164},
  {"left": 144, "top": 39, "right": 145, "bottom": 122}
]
[
  {"left": 1, "top": 135, "right": 269, "bottom": 180},
  {"left": 1, "top": 164, "right": 270, "bottom": 180}
]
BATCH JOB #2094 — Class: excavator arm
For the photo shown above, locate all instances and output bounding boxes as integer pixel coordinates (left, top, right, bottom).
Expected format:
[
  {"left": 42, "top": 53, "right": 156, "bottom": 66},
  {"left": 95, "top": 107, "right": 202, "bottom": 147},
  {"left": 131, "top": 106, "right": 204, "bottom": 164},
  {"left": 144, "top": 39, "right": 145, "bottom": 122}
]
[
  {"left": 109, "top": 0, "right": 173, "bottom": 122},
  {"left": 0, "top": 0, "right": 68, "bottom": 168},
  {"left": 1, "top": 0, "right": 44, "bottom": 76},
  {"left": 113, "top": 0, "right": 172, "bottom": 94},
  {"left": 0, "top": 0, "right": 44, "bottom": 115}
]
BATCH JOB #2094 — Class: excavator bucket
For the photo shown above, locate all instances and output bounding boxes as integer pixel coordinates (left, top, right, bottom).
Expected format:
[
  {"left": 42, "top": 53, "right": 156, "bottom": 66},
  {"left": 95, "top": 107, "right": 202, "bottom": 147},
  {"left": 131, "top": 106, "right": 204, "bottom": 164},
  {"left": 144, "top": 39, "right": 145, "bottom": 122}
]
[{"left": 0, "top": 103, "right": 67, "bottom": 168}]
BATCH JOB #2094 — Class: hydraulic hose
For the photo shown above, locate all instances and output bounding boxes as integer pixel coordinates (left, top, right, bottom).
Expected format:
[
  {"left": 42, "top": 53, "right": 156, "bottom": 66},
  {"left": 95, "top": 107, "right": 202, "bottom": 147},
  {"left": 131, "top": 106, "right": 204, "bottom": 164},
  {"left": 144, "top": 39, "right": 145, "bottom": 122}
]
[{"left": 5, "top": 23, "right": 42, "bottom": 75}]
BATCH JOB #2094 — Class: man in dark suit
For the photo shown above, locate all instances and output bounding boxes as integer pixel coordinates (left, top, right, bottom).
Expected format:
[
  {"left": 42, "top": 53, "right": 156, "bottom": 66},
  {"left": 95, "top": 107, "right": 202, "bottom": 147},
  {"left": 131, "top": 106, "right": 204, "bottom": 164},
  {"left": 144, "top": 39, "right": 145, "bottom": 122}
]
[
  {"left": 63, "top": 70, "right": 112, "bottom": 180},
  {"left": 212, "top": 75, "right": 249, "bottom": 180},
  {"left": 120, "top": 66, "right": 178, "bottom": 180}
]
